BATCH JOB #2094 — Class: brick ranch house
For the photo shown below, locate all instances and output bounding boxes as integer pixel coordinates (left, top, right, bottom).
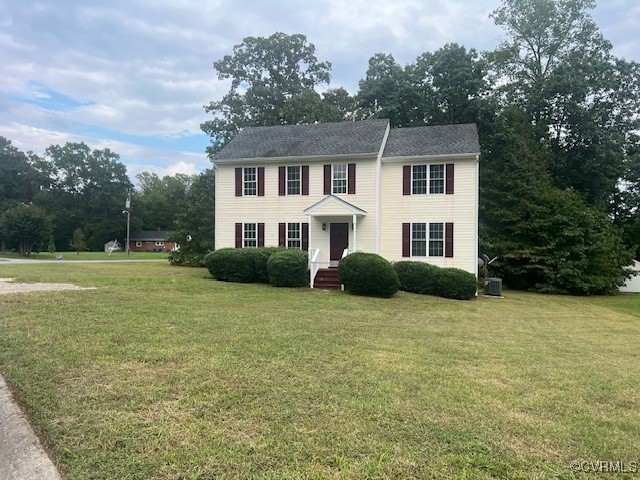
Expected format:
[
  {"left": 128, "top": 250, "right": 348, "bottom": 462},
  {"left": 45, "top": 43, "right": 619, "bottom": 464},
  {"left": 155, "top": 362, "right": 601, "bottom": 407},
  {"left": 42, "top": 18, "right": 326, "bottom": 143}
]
[
  {"left": 212, "top": 119, "right": 480, "bottom": 287},
  {"left": 128, "top": 228, "right": 177, "bottom": 252}
]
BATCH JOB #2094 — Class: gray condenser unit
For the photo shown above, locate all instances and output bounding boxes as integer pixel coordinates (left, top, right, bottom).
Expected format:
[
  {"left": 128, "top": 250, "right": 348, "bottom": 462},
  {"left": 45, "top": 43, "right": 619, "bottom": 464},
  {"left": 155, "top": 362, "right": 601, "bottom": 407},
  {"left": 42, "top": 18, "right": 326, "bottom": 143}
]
[{"left": 485, "top": 277, "right": 502, "bottom": 296}]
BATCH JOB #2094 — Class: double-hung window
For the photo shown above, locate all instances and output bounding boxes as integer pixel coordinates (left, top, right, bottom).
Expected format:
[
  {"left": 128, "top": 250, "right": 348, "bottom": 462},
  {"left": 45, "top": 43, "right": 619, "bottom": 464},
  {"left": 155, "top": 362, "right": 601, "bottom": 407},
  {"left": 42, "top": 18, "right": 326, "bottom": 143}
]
[
  {"left": 287, "top": 166, "right": 301, "bottom": 195},
  {"left": 411, "top": 164, "right": 445, "bottom": 194},
  {"left": 243, "top": 167, "right": 257, "bottom": 196},
  {"left": 428, "top": 222, "right": 444, "bottom": 256},
  {"left": 243, "top": 223, "right": 257, "bottom": 248},
  {"left": 429, "top": 165, "right": 444, "bottom": 194},
  {"left": 287, "top": 223, "right": 301, "bottom": 249},
  {"left": 332, "top": 164, "right": 347, "bottom": 194},
  {"left": 411, "top": 223, "right": 427, "bottom": 257},
  {"left": 412, "top": 165, "right": 428, "bottom": 194},
  {"left": 411, "top": 223, "right": 444, "bottom": 257}
]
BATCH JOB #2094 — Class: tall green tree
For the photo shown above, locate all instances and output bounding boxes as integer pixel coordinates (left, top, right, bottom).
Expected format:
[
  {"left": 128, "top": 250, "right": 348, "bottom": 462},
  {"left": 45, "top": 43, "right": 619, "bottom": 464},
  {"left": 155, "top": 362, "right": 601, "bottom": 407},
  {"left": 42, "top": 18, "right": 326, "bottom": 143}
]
[
  {"left": 201, "top": 32, "right": 334, "bottom": 155},
  {"left": 133, "top": 172, "right": 194, "bottom": 231},
  {"left": 356, "top": 53, "right": 423, "bottom": 127},
  {"left": 40, "top": 143, "right": 133, "bottom": 250},
  {"left": 480, "top": 108, "right": 632, "bottom": 294},
  {"left": 168, "top": 169, "right": 215, "bottom": 267},
  {"left": 0, "top": 204, "right": 51, "bottom": 256},
  {"left": 0, "top": 137, "right": 52, "bottom": 209},
  {"left": 414, "top": 43, "right": 488, "bottom": 125},
  {"left": 490, "top": 0, "right": 640, "bottom": 208}
]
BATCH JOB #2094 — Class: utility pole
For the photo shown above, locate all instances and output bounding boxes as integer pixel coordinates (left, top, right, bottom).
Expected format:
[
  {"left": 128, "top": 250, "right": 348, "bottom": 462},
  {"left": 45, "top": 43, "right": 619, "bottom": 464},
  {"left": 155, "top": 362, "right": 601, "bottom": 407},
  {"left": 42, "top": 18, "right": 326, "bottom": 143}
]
[{"left": 123, "top": 190, "right": 131, "bottom": 256}]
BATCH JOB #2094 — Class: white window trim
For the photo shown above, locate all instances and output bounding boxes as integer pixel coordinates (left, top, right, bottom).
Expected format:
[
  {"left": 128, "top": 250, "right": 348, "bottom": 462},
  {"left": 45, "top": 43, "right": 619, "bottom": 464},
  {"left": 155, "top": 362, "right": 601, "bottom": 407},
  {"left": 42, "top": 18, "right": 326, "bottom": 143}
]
[
  {"left": 411, "top": 221, "right": 445, "bottom": 258},
  {"left": 135, "top": 241, "right": 142, "bottom": 247},
  {"left": 243, "top": 222, "right": 257, "bottom": 248},
  {"left": 332, "top": 164, "right": 348, "bottom": 195},
  {"left": 286, "top": 222, "right": 302, "bottom": 249},
  {"left": 411, "top": 163, "right": 445, "bottom": 195},
  {"left": 155, "top": 241, "right": 165, "bottom": 247},
  {"left": 287, "top": 165, "right": 301, "bottom": 196},
  {"left": 243, "top": 167, "right": 257, "bottom": 196}
]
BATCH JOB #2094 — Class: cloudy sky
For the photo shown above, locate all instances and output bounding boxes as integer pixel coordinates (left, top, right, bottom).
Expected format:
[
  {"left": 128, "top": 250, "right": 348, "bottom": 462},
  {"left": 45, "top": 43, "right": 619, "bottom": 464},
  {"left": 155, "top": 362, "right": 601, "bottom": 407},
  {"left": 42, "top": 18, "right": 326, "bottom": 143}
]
[{"left": 1, "top": 1, "right": 638, "bottom": 182}]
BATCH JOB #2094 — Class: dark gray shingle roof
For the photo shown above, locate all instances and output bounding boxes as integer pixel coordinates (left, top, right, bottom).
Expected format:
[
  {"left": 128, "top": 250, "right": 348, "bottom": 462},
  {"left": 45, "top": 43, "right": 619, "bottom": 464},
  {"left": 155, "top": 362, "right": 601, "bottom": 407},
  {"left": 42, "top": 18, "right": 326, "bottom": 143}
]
[
  {"left": 214, "top": 119, "right": 390, "bottom": 160},
  {"left": 130, "top": 230, "right": 172, "bottom": 241},
  {"left": 382, "top": 124, "right": 480, "bottom": 157}
]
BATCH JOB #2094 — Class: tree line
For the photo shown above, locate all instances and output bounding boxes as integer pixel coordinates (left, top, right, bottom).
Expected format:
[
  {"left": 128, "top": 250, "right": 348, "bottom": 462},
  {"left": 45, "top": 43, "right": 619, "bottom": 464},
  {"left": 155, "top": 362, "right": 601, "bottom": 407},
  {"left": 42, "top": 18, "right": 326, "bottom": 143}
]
[
  {"left": 0, "top": 137, "right": 214, "bottom": 261},
  {"left": 200, "top": 0, "right": 639, "bottom": 294}
]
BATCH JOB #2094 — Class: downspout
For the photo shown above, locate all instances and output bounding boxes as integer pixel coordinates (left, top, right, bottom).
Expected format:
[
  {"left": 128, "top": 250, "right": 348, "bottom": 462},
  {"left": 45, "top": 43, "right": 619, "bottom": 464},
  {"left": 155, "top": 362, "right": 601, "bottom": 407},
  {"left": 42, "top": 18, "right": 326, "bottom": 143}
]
[
  {"left": 375, "top": 122, "right": 391, "bottom": 254},
  {"left": 475, "top": 154, "right": 479, "bottom": 280}
]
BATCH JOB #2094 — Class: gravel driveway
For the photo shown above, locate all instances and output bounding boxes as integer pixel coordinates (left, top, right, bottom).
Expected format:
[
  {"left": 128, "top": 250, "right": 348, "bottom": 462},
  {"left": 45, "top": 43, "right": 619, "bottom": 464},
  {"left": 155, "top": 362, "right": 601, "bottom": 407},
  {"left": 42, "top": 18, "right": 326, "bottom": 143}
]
[{"left": 0, "top": 278, "right": 95, "bottom": 295}]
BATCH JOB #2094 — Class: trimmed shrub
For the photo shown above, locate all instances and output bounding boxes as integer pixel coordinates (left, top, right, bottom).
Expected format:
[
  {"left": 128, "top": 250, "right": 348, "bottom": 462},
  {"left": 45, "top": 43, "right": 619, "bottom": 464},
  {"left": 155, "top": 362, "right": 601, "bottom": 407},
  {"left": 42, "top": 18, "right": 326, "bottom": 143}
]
[
  {"left": 204, "top": 248, "right": 256, "bottom": 283},
  {"left": 253, "top": 247, "right": 280, "bottom": 283},
  {"left": 394, "top": 261, "right": 441, "bottom": 295},
  {"left": 267, "top": 249, "right": 309, "bottom": 287},
  {"left": 338, "top": 252, "right": 399, "bottom": 298},
  {"left": 436, "top": 268, "right": 477, "bottom": 300}
]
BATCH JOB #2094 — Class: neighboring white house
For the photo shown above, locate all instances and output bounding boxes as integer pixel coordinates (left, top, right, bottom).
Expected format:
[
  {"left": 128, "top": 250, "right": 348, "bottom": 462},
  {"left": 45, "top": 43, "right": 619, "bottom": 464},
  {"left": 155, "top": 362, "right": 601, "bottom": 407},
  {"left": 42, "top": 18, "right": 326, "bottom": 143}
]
[
  {"left": 620, "top": 260, "right": 640, "bottom": 293},
  {"left": 212, "top": 119, "right": 480, "bottom": 284}
]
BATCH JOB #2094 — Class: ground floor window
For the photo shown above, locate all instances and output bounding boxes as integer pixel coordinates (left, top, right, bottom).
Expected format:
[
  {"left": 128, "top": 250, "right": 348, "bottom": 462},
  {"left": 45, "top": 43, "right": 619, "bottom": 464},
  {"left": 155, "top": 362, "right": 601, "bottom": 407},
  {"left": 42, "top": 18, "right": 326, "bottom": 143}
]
[
  {"left": 155, "top": 241, "right": 165, "bottom": 247},
  {"left": 412, "top": 222, "right": 443, "bottom": 257},
  {"left": 287, "top": 222, "right": 301, "bottom": 249},
  {"left": 135, "top": 241, "right": 142, "bottom": 247},
  {"left": 243, "top": 223, "right": 257, "bottom": 248}
]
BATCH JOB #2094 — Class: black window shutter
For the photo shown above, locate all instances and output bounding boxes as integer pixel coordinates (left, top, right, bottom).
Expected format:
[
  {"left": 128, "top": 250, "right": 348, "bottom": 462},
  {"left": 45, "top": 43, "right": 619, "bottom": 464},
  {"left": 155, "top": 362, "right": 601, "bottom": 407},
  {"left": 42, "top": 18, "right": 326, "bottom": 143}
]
[
  {"left": 323, "top": 165, "right": 331, "bottom": 195},
  {"left": 258, "top": 167, "right": 265, "bottom": 196},
  {"left": 278, "top": 166, "right": 286, "bottom": 196},
  {"left": 235, "top": 168, "right": 242, "bottom": 197},
  {"left": 302, "top": 165, "right": 309, "bottom": 195},
  {"left": 445, "top": 222, "right": 454, "bottom": 257},
  {"left": 278, "top": 223, "right": 286, "bottom": 247},
  {"left": 348, "top": 163, "right": 356, "bottom": 194},
  {"left": 402, "top": 223, "right": 411, "bottom": 257},
  {"left": 235, "top": 223, "right": 242, "bottom": 248},
  {"left": 446, "top": 164, "right": 454, "bottom": 195},
  {"left": 403, "top": 166, "right": 411, "bottom": 195}
]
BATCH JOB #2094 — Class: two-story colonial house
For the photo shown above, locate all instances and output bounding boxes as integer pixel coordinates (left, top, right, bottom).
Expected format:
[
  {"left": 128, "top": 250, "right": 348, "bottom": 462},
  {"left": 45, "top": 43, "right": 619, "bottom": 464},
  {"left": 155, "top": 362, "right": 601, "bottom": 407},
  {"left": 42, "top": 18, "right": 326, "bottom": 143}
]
[{"left": 213, "top": 119, "right": 480, "bottom": 286}]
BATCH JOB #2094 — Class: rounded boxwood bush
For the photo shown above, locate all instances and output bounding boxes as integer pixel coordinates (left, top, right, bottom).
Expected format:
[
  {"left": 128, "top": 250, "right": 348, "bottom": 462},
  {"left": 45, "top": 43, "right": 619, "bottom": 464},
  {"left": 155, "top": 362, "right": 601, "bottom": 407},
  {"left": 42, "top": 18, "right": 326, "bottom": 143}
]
[
  {"left": 394, "top": 261, "right": 441, "bottom": 295},
  {"left": 436, "top": 268, "right": 477, "bottom": 300},
  {"left": 338, "top": 252, "right": 399, "bottom": 298},
  {"left": 253, "top": 247, "right": 280, "bottom": 283},
  {"left": 267, "top": 249, "right": 309, "bottom": 287},
  {"left": 204, "top": 248, "right": 257, "bottom": 283}
]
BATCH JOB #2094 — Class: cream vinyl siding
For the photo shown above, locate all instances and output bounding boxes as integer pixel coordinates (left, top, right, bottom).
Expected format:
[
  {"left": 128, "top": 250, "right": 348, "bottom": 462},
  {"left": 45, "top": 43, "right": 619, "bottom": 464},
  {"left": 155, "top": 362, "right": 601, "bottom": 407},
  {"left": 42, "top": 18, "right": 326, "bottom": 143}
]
[
  {"left": 215, "top": 157, "right": 378, "bottom": 264},
  {"left": 379, "top": 157, "right": 478, "bottom": 275}
]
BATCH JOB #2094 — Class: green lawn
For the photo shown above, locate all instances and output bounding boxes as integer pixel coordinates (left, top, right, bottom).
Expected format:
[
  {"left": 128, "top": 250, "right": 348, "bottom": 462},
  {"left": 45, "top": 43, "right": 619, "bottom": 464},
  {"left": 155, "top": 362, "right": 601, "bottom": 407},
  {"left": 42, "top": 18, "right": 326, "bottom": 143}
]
[
  {"left": 0, "top": 263, "right": 638, "bottom": 479},
  {"left": 0, "top": 251, "right": 169, "bottom": 261}
]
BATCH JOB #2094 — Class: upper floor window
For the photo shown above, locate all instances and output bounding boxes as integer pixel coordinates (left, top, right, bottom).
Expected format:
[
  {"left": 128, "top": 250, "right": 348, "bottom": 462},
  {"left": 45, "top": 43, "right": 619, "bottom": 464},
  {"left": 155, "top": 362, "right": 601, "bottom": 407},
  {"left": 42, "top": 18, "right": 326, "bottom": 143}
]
[
  {"left": 287, "top": 166, "right": 301, "bottom": 195},
  {"left": 243, "top": 167, "right": 257, "bottom": 196},
  {"left": 333, "top": 164, "right": 347, "bottom": 194},
  {"left": 412, "top": 164, "right": 444, "bottom": 194},
  {"left": 405, "top": 164, "right": 452, "bottom": 196},
  {"left": 429, "top": 165, "right": 444, "bottom": 194},
  {"left": 243, "top": 223, "right": 257, "bottom": 248},
  {"left": 287, "top": 222, "right": 301, "bottom": 249}
]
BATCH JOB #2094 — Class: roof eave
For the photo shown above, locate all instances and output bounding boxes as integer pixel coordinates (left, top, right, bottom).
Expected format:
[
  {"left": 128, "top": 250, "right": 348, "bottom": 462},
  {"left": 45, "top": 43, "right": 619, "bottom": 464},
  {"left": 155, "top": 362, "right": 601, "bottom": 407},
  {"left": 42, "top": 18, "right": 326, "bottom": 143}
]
[
  {"left": 213, "top": 152, "right": 377, "bottom": 166},
  {"left": 382, "top": 152, "right": 480, "bottom": 163}
]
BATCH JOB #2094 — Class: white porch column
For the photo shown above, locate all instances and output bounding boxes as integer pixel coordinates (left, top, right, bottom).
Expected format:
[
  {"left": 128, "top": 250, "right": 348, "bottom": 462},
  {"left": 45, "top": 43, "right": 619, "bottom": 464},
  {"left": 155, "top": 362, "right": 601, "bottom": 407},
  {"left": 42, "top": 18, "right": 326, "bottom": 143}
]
[{"left": 353, "top": 214, "right": 357, "bottom": 253}]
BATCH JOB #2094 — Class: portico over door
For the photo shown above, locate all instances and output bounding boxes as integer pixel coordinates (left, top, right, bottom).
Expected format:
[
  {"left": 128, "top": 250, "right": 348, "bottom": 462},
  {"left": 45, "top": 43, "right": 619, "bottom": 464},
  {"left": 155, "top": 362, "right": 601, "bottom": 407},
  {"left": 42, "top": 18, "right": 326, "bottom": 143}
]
[{"left": 330, "top": 223, "right": 349, "bottom": 261}]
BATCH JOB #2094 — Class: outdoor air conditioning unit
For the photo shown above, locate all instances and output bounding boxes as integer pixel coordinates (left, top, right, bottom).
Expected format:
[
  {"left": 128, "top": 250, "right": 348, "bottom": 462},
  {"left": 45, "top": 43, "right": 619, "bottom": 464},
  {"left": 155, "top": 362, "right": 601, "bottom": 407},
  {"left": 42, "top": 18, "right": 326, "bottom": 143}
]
[{"left": 485, "top": 277, "right": 502, "bottom": 296}]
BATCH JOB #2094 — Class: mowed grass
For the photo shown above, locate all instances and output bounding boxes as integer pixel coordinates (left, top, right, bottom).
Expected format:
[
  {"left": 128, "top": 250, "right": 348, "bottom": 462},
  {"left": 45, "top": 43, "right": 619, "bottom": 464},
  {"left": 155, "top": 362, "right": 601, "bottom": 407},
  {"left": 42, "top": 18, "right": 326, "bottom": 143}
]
[
  {"left": 0, "top": 250, "right": 169, "bottom": 261},
  {"left": 0, "top": 263, "right": 638, "bottom": 479}
]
